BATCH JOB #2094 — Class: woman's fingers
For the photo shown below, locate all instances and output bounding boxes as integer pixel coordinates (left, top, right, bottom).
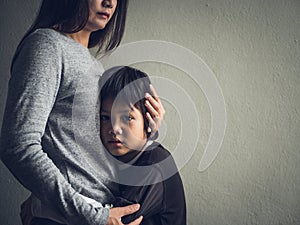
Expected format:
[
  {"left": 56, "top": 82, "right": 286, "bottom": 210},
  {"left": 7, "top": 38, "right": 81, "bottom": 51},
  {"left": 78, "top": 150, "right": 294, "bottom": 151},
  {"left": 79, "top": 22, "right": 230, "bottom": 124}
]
[
  {"left": 107, "top": 204, "right": 142, "bottom": 225},
  {"left": 145, "top": 85, "right": 165, "bottom": 136},
  {"left": 109, "top": 204, "right": 140, "bottom": 218},
  {"left": 146, "top": 85, "right": 163, "bottom": 114},
  {"left": 145, "top": 112, "right": 155, "bottom": 133},
  {"left": 149, "top": 84, "right": 159, "bottom": 100},
  {"left": 145, "top": 98, "right": 159, "bottom": 119}
]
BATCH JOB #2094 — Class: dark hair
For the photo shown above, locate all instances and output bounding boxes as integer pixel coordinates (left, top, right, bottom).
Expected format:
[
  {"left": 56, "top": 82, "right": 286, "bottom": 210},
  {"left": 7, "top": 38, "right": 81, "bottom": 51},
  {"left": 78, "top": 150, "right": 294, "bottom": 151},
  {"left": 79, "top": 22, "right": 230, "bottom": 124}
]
[
  {"left": 20, "top": 0, "right": 128, "bottom": 54},
  {"left": 100, "top": 66, "right": 152, "bottom": 137}
]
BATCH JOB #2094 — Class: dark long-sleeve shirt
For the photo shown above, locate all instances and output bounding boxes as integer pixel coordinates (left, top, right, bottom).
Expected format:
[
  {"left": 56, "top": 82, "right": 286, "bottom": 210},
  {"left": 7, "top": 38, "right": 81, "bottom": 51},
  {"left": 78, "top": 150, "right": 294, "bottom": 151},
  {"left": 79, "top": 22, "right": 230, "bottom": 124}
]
[{"left": 114, "top": 142, "right": 187, "bottom": 225}]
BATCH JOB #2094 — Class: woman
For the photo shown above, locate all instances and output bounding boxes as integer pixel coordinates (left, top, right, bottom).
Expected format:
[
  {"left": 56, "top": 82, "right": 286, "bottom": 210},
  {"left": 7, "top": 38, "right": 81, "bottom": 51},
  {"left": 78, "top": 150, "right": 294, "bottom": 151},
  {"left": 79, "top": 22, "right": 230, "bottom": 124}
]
[{"left": 0, "top": 1, "right": 165, "bottom": 225}]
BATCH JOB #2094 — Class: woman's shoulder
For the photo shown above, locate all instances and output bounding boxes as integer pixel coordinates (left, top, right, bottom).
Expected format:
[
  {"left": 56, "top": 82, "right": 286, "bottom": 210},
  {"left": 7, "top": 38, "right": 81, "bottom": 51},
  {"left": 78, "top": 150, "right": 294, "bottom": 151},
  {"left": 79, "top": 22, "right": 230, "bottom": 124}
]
[
  {"left": 25, "top": 28, "right": 67, "bottom": 44},
  {"left": 17, "top": 28, "right": 90, "bottom": 59},
  {"left": 12, "top": 29, "right": 62, "bottom": 64},
  {"left": 32, "top": 28, "right": 58, "bottom": 36},
  {"left": 18, "top": 28, "right": 62, "bottom": 52}
]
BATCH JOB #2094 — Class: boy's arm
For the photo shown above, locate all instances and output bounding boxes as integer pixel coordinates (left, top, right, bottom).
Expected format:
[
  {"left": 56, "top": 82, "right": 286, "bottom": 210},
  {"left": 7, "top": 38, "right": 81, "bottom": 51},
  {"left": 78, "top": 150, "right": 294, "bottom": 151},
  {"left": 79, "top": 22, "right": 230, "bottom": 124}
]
[
  {"left": 116, "top": 171, "right": 186, "bottom": 225},
  {"left": 20, "top": 197, "right": 33, "bottom": 225},
  {"left": 159, "top": 173, "right": 187, "bottom": 225},
  {"left": 115, "top": 181, "right": 164, "bottom": 224}
]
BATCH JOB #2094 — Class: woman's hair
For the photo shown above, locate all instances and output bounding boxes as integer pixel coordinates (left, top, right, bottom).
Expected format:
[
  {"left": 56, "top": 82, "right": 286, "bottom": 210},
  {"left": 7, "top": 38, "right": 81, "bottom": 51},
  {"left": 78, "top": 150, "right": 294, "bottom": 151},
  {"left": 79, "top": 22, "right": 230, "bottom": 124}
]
[
  {"left": 20, "top": 0, "right": 128, "bottom": 54},
  {"left": 100, "top": 66, "right": 152, "bottom": 137}
]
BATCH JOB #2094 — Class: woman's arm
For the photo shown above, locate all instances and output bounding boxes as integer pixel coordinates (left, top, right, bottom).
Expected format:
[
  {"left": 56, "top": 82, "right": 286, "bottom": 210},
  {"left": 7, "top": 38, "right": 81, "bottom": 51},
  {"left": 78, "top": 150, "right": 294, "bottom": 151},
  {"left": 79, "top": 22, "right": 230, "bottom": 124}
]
[
  {"left": 20, "top": 197, "right": 143, "bottom": 225},
  {"left": 0, "top": 31, "right": 108, "bottom": 225}
]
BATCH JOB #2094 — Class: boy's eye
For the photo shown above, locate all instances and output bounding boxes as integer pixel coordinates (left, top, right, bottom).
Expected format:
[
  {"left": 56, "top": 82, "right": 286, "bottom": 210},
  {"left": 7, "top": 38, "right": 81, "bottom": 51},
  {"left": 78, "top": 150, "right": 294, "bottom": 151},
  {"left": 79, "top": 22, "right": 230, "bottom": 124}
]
[
  {"left": 121, "top": 115, "right": 133, "bottom": 122},
  {"left": 100, "top": 115, "right": 110, "bottom": 121}
]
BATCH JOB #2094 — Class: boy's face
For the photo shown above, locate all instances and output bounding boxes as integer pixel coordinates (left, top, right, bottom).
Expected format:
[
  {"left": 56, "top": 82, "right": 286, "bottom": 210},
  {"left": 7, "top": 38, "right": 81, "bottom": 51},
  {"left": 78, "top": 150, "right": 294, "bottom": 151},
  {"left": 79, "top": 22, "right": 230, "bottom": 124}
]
[{"left": 100, "top": 97, "right": 147, "bottom": 156}]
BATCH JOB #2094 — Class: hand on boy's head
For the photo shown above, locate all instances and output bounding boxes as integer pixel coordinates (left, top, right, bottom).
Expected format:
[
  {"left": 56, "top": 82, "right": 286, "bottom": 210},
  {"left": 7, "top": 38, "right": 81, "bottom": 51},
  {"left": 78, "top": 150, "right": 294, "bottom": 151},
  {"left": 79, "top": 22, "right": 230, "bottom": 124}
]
[
  {"left": 107, "top": 204, "right": 143, "bottom": 225},
  {"left": 145, "top": 85, "right": 165, "bottom": 138}
]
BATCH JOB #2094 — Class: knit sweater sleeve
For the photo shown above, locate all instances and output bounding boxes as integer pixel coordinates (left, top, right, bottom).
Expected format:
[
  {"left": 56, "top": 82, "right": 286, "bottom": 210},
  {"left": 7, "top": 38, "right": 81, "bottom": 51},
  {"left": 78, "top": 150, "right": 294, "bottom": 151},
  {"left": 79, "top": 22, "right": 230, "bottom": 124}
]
[{"left": 0, "top": 32, "right": 109, "bottom": 225}]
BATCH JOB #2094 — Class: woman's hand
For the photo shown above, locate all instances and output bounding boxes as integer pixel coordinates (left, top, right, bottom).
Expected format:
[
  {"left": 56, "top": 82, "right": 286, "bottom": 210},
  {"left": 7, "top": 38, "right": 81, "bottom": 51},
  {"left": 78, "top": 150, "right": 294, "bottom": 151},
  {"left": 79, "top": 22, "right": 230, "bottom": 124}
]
[
  {"left": 21, "top": 197, "right": 142, "bottom": 225},
  {"left": 107, "top": 204, "right": 143, "bottom": 225},
  {"left": 20, "top": 196, "right": 33, "bottom": 225},
  {"left": 145, "top": 85, "right": 165, "bottom": 138}
]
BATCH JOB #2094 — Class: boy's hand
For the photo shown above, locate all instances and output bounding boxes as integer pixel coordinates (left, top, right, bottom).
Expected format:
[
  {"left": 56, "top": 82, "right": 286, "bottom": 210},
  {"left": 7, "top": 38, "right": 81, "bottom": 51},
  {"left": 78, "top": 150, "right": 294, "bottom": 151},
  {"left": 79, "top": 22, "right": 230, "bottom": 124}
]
[
  {"left": 107, "top": 204, "right": 143, "bottom": 225},
  {"left": 20, "top": 196, "right": 33, "bottom": 225}
]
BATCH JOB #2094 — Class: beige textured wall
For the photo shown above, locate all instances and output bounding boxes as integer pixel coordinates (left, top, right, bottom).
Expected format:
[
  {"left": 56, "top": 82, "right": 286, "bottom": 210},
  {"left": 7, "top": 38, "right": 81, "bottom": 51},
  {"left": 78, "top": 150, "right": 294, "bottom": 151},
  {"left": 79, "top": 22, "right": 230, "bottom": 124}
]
[{"left": 0, "top": 0, "right": 299, "bottom": 224}]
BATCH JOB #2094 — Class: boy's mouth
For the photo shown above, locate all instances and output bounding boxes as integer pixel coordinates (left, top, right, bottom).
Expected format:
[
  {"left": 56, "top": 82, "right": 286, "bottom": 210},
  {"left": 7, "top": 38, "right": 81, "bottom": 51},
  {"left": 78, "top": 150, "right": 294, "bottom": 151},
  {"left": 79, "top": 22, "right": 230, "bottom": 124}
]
[
  {"left": 109, "top": 140, "right": 121, "bottom": 143},
  {"left": 108, "top": 138, "right": 123, "bottom": 146}
]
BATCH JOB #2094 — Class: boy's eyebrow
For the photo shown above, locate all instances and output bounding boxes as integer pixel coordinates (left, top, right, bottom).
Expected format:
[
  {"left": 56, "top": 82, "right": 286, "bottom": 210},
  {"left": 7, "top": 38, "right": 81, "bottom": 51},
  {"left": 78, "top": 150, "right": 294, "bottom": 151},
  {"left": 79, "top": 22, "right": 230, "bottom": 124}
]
[
  {"left": 117, "top": 109, "right": 132, "bottom": 114},
  {"left": 100, "top": 109, "right": 110, "bottom": 113},
  {"left": 100, "top": 108, "right": 132, "bottom": 114}
]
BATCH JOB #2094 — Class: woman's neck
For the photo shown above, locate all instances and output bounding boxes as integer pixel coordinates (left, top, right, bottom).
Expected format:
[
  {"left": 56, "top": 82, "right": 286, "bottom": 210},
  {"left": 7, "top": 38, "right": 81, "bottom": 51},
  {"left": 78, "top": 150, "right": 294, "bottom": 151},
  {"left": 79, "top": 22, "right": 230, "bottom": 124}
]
[{"left": 65, "top": 29, "right": 91, "bottom": 48}]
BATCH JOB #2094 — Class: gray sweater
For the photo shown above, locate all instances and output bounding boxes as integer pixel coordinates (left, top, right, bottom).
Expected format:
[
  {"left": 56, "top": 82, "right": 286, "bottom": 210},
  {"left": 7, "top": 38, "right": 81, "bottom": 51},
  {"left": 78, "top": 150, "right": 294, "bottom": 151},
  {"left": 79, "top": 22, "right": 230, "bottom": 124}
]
[{"left": 0, "top": 29, "right": 118, "bottom": 225}]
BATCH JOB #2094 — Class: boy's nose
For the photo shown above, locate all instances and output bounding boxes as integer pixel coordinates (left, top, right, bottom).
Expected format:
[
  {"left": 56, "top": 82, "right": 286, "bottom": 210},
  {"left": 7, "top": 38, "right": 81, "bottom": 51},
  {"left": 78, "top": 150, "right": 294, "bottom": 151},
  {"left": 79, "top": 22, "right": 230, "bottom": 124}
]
[{"left": 109, "top": 121, "right": 122, "bottom": 135}]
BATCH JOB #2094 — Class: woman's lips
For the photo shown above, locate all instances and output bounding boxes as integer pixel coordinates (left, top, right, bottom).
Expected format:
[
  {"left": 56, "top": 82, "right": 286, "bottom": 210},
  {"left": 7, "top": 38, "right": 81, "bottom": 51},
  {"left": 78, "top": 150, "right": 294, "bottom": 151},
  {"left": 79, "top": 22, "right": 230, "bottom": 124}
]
[{"left": 97, "top": 12, "right": 110, "bottom": 19}]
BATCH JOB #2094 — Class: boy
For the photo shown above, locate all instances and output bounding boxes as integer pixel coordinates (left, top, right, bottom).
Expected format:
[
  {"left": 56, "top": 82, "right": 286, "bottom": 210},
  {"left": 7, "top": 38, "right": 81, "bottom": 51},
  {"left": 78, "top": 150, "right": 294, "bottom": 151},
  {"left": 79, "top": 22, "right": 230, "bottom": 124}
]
[{"left": 100, "top": 66, "right": 186, "bottom": 225}]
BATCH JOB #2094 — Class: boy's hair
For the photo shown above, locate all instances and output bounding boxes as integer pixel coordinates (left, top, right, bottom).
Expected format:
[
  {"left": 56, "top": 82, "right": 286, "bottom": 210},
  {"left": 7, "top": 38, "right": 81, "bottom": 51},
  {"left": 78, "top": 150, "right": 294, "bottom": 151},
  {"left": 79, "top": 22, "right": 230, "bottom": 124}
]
[
  {"left": 100, "top": 66, "right": 152, "bottom": 137},
  {"left": 19, "top": 0, "right": 128, "bottom": 54}
]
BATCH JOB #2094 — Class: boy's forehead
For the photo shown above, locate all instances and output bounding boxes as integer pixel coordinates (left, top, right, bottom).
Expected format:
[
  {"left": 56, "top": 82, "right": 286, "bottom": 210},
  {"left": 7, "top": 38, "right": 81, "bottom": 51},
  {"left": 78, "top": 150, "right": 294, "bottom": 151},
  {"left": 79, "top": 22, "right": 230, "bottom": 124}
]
[{"left": 101, "top": 97, "right": 133, "bottom": 112}]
